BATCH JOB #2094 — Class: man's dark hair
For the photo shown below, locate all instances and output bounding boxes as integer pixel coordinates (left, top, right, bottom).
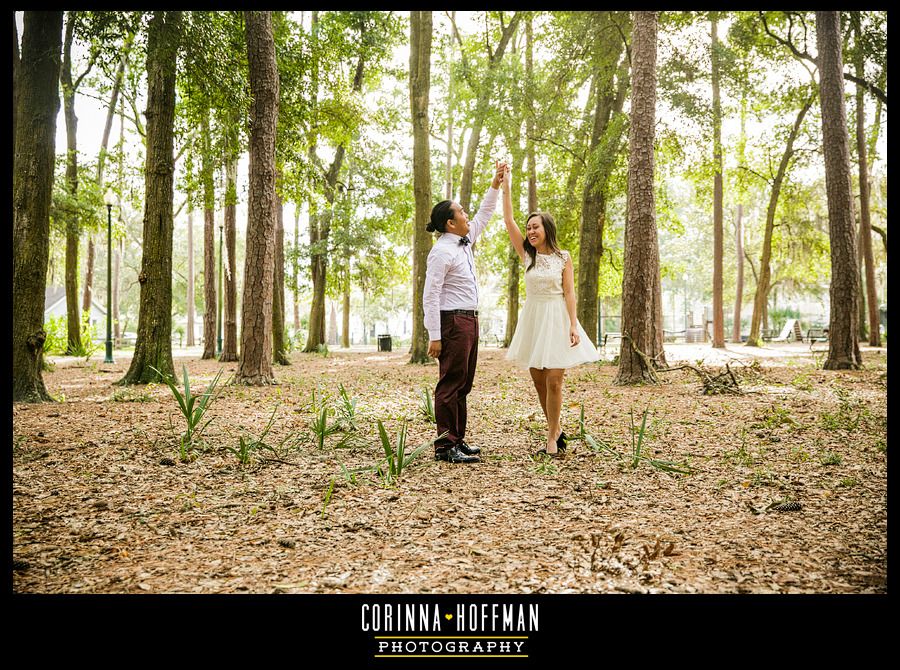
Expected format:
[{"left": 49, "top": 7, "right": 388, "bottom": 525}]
[{"left": 427, "top": 200, "right": 454, "bottom": 233}]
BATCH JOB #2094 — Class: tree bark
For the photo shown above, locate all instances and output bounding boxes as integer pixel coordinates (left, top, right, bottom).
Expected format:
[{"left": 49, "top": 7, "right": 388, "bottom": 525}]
[
  {"left": 853, "top": 15, "right": 880, "bottom": 346},
  {"left": 118, "top": 10, "right": 181, "bottom": 385},
  {"left": 221, "top": 117, "right": 239, "bottom": 361},
  {"left": 816, "top": 11, "right": 862, "bottom": 369},
  {"left": 237, "top": 10, "right": 279, "bottom": 385},
  {"left": 745, "top": 96, "right": 812, "bottom": 347},
  {"left": 273, "top": 178, "right": 290, "bottom": 364},
  {"left": 201, "top": 112, "right": 217, "bottom": 359},
  {"left": 409, "top": 10, "right": 433, "bottom": 364},
  {"left": 61, "top": 14, "right": 82, "bottom": 354},
  {"left": 503, "top": 147, "right": 524, "bottom": 348},
  {"left": 342, "top": 255, "right": 350, "bottom": 348},
  {"left": 711, "top": 13, "right": 725, "bottom": 348},
  {"left": 186, "top": 200, "right": 195, "bottom": 346},
  {"left": 293, "top": 205, "right": 301, "bottom": 331},
  {"left": 13, "top": 11, "right": 63, "bottom": 402},
  {"left": 616, "top": 11, "right": 666, "bottom": 385},
  {"left": 13, "top": 16, "right": 20, "bottom": 142},
  {"left": 732, "top": 205, "right": 744, "bottom": 342}
]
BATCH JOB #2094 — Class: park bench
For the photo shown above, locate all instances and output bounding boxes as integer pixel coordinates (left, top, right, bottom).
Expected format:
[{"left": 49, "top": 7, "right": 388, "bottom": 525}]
[{"left": 806, "top": 326, "right": 829, "bottom": 349}]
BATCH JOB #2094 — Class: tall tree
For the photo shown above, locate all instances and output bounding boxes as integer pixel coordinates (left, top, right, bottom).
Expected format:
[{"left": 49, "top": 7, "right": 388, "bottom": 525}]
[
  {"left": 185, "top": 198, "right": 195, "bottom": 346},
  {"left": 61, "top": 13, "right": 97, "bottom": 354},
  {"left": 272, "top": 175, "right": 290, "bottom": 365},
  {"left": 816, "top": 11, "right": 861, "bottom": 369},
  {"left": 199, "top": 106, "right": 218, "bottom": 359},
  {"left": 444, "top": 11, "right": 456, "bottom": 201},
  {"left": 237, "top": 10, "right": 279, "bottom": 385},
  {"left": 452, "top": 11, "right": 521, "bottom": 214},
  {"left": 732, "top": 93, "right": 748, "bottom": 343},
  {"left": 88, "top": 26, "right": 135, "bottom": 323},
  {"left": 710, "top": 12, "right": 725, "bottom": 348},
  {"left": 852, "top": 14, "right": 880, "bottom": 346},
  {"left": 616, "top": 11, "right": 666, "bottom": 385},
  {"left": 13, "top": 11, "right": 64, "bottom": 402},
  {"left": 303, "top": 13, "right": 388, "bottom": 353},
  {"left": 745, "top": 95, "right": 813, "bottom": 347},
  {"left": 292, "top": 206, "right": 301, "bottom": 331},
  {"left": 221, "top": 114, "right": 240, "bottom": 361},
  {"left": 576, "top": 13, "right": 630, "bottom": 346},
  {"left": 118, "top": 10, "right": 182, "bottom": 385},
  {"left": 409, "top": 10, "right": 432, "bottom": 364}
]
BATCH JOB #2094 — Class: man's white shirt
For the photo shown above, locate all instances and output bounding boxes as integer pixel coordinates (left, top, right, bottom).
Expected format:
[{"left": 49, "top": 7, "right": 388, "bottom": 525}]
[{"left": 423, "top": 187, "right": 499, "bottom": 341}]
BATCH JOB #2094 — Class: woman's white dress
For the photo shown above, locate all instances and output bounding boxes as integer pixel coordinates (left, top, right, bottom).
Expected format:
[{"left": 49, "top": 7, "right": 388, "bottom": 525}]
[{"left": 506, "top": 250, "right": 600, "bottom": 370}]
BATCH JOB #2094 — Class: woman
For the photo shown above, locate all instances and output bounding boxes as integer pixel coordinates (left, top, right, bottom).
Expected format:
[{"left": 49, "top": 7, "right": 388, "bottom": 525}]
[{"left": 501, "top": 166, "right": 599, "bottom": 458}]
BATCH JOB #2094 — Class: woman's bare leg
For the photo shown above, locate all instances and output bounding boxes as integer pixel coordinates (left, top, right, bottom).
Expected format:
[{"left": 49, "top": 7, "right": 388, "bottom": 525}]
[
  {"left": 544, "top": 369, "right": 565, "bottom": 453},
  {"left": 529, "top": 368, "right": 548, "bottom": 420}
]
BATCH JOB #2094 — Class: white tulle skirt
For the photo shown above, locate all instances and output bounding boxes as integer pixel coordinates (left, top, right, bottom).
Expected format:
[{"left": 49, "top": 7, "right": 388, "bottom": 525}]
[{"left": 505, "top": 295, "right": 600, "bottom": 370}]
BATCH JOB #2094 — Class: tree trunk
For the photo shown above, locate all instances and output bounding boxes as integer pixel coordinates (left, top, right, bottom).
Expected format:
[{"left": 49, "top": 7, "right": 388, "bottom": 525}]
[
  {"left": 13, "top": 11, "right": 63, "bottom": 402},
  {"left": 342, "top": 257, "right": 350, "bottom": 348},
  {"left": 13, "top": 16, "right": 20, "bottom": 141},
  {"left": 113, "top": 237, "right": 122, "bottom": 346},
  {"left": 409, "top": 10, "right": 433, "bottom": 364},
  {"left": 710, "top": 12, "right": 725, "bottom": 348},
  {"left": 732, "top": 204, "right": 744, "bottom": 342},
  {"left": 273, "top": 179, "right": 290, "bottom": 365},
  {"left": 237, "top": 10, "right": 279, "bottom": 385},
  {"left": 745, "top": 97, "right": 812, "bottom": 347},
  {"left": 222, "top": 129, "right": 239, "bottom": 362},
  {"left": 293, "top": 205, "right": 301, "bottom": 331},
  {"left": 113, "top": 89, "right": 125, "bottom": 347},
  {"left": 616, "top": 11, "right": 665, "bottom": 385},
  {"left": 118, "top": 10, "right": 181, "bottom": 385},
  {"left": 201, "top": 205, "right": 216, "bottom": 358},
  {"left": 303, "top": 24, "right": 365, "bottom": 354},
  {"left": 853, "top": 15, "right": 880, "bottom": 346},
  {"left": 201, "top": 115, "right": 217, "bottom": 360},
  {"left": 97, "top": 30, "right": 133, "bottom": 186},
  {"left": 816, "top": 11, "right": 862, "bottom": 369},
  {"left": 82, "top": 237, "right": 95, "bottom": 316},
  {"left": 503, "top": 148, "right": 524, "bottom": 347},
  {"left": 186, "top": 200, "right": 195, "bottom": 346},
  {"left": 61, "top": 15, "right": 83, "bottom": 354}
]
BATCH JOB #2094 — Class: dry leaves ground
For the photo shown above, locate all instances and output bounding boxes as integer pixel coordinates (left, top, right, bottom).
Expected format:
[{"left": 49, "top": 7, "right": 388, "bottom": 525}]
[{"left": 12, "top": 342, "right": 887, "bottom": 594}]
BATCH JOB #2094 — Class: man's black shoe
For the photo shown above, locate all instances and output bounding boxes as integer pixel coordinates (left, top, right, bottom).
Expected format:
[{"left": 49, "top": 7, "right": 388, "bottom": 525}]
[
  {"left": 457, "top": 441, "right": 481, "bottom": 456},
  {"left": 435, "top": 446, "right": 480, "bottom": 463}
]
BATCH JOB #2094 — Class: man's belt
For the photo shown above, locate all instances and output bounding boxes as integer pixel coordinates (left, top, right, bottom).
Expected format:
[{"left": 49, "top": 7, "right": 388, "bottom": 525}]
[{"left": 441, "top": 309, "right": 479, "bottom": 317}]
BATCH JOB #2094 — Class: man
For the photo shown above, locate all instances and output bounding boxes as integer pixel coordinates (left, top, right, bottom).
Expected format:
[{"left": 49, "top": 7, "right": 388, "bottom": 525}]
[{"left": 423, "top": 162, "right": 506, "bottom": 463}]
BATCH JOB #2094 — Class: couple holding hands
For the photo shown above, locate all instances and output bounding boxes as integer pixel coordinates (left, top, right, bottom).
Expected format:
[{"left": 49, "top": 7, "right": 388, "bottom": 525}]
[{"left": 423, "top": 161, "right": 599, "bottom": 463}]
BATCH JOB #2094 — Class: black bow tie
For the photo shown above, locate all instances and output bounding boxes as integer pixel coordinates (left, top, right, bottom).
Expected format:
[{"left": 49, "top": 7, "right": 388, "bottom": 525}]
[{"left": 459, "top": 236, "right": 470, "bottom": 246}]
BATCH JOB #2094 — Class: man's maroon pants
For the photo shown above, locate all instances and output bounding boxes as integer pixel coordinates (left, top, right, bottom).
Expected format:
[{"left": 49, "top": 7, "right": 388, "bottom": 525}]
[{"left": 434, "top": 312, "right": 478, "bottom": 453}]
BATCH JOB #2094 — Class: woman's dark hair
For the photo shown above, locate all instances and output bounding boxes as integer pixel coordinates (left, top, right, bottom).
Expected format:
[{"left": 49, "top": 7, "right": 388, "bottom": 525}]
[
  {"left": 522, "top": 212, "right": 563, "bottom": 271},
  {"left": 427, "top": 200, "right": 454, "bottom": 233}
]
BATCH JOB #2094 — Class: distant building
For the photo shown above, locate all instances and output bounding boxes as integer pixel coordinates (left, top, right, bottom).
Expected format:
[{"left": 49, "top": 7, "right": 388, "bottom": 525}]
[{"left": 44, "top": 285, "right": 106, "bottom": 341}]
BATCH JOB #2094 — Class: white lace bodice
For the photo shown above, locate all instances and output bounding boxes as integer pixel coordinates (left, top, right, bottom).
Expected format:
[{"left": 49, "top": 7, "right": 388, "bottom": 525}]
[{"left": 523, "top": 250, "right": 569, "bottom": 298}]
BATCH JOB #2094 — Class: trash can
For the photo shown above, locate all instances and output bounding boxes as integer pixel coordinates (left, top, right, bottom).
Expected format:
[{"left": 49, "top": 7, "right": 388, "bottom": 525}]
[{"left": 377, "top": 334, "right": 392, "bottom": 352}]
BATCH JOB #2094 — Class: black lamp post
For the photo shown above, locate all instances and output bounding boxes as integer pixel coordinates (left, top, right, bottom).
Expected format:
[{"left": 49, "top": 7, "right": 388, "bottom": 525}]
[
  {"left": 103, "top": 188, "right": 115, "bottom": 364},
  {"left": 217, "top": 221, "right": 223, "bottom": 357}
]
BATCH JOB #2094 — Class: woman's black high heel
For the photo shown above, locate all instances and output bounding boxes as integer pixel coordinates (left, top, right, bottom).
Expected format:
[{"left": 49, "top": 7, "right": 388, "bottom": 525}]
[{"left": 557, "top": 431, "right": 567, "bottom": 452}]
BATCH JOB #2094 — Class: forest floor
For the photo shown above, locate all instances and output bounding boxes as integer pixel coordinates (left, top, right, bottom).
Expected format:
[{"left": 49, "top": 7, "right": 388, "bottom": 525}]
[{"left": 13, "top": 341, "right": 887, "bottom": 594}]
